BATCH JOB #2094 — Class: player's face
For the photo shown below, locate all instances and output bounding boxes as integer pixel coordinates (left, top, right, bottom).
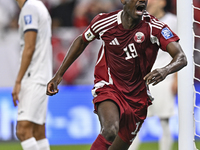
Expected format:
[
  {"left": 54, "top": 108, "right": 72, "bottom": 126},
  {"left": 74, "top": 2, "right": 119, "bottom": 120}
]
[{"left": 122, "top": 0, "right": 147, "bottom": 20}]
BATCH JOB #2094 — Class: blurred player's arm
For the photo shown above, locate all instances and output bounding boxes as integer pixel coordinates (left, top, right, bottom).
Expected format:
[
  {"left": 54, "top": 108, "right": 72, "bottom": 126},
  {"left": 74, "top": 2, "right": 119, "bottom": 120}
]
[
  {"left": 46, "top": 35, "right": 89, "bottom": 96},
  {"left": 12, "top": 31, "right": 37, "bottom": 106},
  {"left": 144, "top": 41, "right": 187, "bottom": 85}
]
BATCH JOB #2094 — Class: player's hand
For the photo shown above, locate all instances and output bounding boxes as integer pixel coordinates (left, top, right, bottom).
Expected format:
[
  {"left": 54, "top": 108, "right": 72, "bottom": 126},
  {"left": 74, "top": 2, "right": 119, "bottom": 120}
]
[
  {"left": 144, "top": 68, "right": 167, "bottom": 85},
  {"left": 12, "top": 82, "right": 21, "bottom": 107},
  {"left": 46, "top": 76, "right": 62, "bottom": 96}
]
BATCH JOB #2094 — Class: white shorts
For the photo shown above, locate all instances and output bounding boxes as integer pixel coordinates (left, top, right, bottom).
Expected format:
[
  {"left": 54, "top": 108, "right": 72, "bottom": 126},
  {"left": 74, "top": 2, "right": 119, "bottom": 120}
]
[
  {"left": 17, "top": 82, "right": 48, "bottom": 125},
  {"left": 148, "top": 75, "right": 175, "bottom": 118}
]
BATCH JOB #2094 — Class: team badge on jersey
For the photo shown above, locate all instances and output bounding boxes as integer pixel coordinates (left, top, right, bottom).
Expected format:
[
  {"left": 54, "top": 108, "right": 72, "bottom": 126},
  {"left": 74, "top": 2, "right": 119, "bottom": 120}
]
[
  {"left": 24, "top": 15, "right": 32, "bottom": 25},
  {"left": 161, "top": 27, "right": 174, "bottom": 39},
  {"left": 134, "top": 32, "right": 145, "bottom": 43}
]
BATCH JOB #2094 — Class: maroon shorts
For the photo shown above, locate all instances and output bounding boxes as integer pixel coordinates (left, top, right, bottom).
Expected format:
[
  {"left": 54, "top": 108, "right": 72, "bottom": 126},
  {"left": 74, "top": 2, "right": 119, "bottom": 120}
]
[{"left": 93, "top": 85, "right": 149, "bottom": 145}]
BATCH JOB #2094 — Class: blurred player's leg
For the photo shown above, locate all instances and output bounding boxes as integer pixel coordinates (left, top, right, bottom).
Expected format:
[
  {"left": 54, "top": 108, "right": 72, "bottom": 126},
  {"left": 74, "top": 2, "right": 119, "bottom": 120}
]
[
  {"left": 128, "top": 134, "right": 141, "bottom": 150},
  {"left": 16, "top": 121, "right": 50, "bottom": 150},
  {"left": 16, "top": 121, "right": 35, "bottom": 140},
  {"left": 16, "top": 121, "right": 39, "bottom": 150},
  {"left": 34, "top": 124, "right": 50, "bottom": 150},
  {"left": 21, "top": 137, "right": 39, "bottom": 150},
  {"left": 159, "top": 119, "right": 173, "bottom": 150},
  {"left": 16, "top": 83, "right": 50, "bottom": 150},
  {"left": 37, "top": 138, "right": 50, "bottom": 150}
]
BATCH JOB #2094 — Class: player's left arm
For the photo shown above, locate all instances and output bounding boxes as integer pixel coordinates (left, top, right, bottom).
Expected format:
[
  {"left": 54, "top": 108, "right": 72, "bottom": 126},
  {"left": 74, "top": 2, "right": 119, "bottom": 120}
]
[
  {"left": 12, "top": 31, "right": 37, "bottom": 106},
  {"left": 144, "top": 41, "right": 187, "bottom": 85}
]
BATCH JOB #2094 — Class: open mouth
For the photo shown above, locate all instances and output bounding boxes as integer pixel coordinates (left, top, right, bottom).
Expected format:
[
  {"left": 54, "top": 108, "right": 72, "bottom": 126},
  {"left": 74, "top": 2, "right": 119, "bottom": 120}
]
[{"left": 136, "top": 5, "right": 145, "bottom": 15}]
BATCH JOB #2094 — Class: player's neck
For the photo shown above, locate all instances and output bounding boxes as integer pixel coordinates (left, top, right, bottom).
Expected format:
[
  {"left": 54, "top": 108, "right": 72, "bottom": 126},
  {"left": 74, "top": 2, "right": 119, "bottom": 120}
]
[
  {"left": 121, "top": 12, "right": 141, "bottom": 30},
  {"left": 17, "top": 0, "right": 27, "bottom": 9}
]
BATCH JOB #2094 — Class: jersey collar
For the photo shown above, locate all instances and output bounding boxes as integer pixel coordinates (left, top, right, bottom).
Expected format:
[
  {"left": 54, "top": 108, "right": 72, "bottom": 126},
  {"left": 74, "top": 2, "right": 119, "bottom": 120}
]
[{"left": 117, "top": 10, "right": 123, "bottom": 25}]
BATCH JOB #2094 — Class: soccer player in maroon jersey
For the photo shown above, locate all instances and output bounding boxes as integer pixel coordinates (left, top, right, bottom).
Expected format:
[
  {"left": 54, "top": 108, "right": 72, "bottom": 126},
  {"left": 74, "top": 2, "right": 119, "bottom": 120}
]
[{"left": 46, "top": 0, "right": 187, "bottom": 149}]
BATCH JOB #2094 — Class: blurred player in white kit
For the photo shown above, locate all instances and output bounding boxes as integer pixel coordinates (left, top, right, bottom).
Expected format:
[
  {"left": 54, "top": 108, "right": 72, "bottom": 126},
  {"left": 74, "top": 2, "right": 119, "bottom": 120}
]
[
  {"left": 12, "top": 0, "right": 52, "bottom": 150},
  {"left": 129, "top": 0, "right": 177, "bottom": 150}
]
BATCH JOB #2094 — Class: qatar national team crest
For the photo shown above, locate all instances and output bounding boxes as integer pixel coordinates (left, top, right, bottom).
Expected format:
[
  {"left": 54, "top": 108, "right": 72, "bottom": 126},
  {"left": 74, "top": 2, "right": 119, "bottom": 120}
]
[{"left": 134, "top": 32, "right": 145, "bottom": 43}]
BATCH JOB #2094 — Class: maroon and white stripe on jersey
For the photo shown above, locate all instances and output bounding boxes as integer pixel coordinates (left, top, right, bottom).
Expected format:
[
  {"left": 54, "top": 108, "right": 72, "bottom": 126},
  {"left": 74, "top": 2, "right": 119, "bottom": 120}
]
[
  {"left": 91, "top": 14, "right": 118, "bottom": 33},
  {"left": 82, "top": 10, "right": 121, "bottom": 42}
]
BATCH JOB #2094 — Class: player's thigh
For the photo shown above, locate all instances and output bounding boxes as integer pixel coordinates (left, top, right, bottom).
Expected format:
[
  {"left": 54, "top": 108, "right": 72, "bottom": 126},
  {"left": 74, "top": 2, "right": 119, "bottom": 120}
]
[
  {"left": 33, "top": 123, "right": 46, "bottom": 140},
  {"left": 97, "top": 100, "right": 120, "bottom": 128},
  {"left": 108, "top": 135, "right": 129, "bottom": 150},
  {"left": 16, "top": 121, "right": 35, "bottom": 140},
  {"left": 17, "top": 120, "right": 35, "bottom": 132}
]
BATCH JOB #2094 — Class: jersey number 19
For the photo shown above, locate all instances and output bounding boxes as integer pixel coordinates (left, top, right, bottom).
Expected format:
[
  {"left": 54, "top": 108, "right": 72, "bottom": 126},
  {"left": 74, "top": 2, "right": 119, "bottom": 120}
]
[{"left": 123, "top": 43, "right": 138, "bottom": 60}]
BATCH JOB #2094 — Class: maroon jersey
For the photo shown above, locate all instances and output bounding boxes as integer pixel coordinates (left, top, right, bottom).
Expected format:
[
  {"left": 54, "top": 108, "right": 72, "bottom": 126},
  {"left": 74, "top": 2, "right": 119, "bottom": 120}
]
[{"left": 82, "top": 10, "right": 179, "bottom": 104}]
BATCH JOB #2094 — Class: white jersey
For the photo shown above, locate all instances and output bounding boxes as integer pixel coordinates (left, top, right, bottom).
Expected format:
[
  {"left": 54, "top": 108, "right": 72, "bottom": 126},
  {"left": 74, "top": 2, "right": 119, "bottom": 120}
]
[
  {"left": 148, "top": 13, "right": 178, "bottom": 118},
  {"left": 18, "top": 0, "right": 52, "bottom": 85}
]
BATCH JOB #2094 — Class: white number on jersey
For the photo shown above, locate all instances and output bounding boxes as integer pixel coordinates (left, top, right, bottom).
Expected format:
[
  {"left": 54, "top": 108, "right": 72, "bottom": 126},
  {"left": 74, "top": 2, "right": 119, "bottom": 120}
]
[
  {"left": 123, "top": 43, "right": 138, "bottom": 60},
  {"left": 130, "top": 122, "right": 141, "bottom": 143}
]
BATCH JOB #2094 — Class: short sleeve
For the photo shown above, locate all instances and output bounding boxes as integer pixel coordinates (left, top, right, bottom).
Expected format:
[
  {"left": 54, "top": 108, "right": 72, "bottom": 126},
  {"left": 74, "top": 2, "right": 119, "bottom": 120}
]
[
  {"left": 21, "top": 4, "right": 39, "bottom": 33},
  {"left": 159, "top": 25, "right": 180, "bottom": 51},
  {"left": 82, "top": 14, "right": 103, "bottom": 42}
]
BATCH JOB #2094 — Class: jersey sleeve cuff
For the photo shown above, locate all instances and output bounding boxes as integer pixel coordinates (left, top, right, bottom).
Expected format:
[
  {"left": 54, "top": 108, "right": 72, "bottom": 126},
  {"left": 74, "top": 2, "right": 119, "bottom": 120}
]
[
  {"left": 161, "top": 36, "right": 180, "bottom": 51},
  {"left": 24, "top": 29, "right": 38, "bottom": 33},
  {"left": 82, "top": 34, "right": 88, "bottom": 43}
]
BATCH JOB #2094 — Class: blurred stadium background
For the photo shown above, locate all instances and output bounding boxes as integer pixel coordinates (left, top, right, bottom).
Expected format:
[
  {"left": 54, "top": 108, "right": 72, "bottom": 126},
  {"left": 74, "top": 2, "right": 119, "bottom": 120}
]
[{"left": 0, "top": 0, "right": 200, "bottom": 149}]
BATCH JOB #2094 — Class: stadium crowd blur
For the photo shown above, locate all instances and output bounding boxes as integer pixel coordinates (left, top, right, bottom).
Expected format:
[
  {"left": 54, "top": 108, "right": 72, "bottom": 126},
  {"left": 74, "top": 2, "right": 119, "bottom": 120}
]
[{"left": 1, "top": 0, "right": 200, "bottom": 86}]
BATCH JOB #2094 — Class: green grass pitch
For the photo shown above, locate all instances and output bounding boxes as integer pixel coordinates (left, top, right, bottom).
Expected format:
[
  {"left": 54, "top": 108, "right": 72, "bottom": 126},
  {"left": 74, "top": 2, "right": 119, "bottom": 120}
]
[
  {"left": 0, "top": 141, "right": 179, "bottom": 150},
  {"left": 1, "top": 141, "right": 200, "bottom": 150}
]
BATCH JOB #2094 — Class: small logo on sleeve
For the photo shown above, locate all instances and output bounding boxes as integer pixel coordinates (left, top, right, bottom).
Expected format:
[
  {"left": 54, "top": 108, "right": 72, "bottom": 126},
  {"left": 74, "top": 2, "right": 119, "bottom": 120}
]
[
  {"left": 24, "top": 15, "right": 32, "bottom": 25},
  {"left": 85, "top": 29, "right": 95, "bottom": 41},
  {"left": 87, "top": 33, "right": 92, "bottom": 38},
  {"left": 161, "top": 27, "right": 174, "bottom": 39}
]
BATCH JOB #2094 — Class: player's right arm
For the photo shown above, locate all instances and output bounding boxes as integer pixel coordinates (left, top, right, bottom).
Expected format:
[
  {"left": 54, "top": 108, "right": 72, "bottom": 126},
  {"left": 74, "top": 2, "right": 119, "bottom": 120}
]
[
  {"left": 46, "top": 13, "right": 103, "bottom": 96},
  {"left": 46, "top": 35, "right": 89, "bottom": 96}
]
